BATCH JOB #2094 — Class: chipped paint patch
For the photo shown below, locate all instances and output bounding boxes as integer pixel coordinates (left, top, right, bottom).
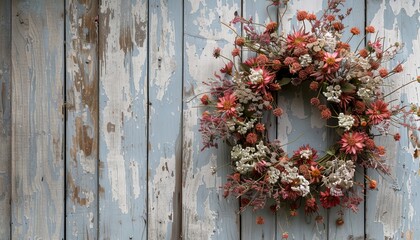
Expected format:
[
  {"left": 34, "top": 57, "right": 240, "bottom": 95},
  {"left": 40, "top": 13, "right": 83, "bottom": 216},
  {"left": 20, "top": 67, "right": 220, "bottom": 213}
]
[
  {"left": 375, "top": 181, "right": 402, "bottom": 238},
  {"left": 149, "top": 156, "right": 176, "bottom": 238},
  {"left": 150, "top": 0, "right": 177, "bottom": 101},
  {"left": 129, "top": 160, "right": 140, "bottom": 199}
]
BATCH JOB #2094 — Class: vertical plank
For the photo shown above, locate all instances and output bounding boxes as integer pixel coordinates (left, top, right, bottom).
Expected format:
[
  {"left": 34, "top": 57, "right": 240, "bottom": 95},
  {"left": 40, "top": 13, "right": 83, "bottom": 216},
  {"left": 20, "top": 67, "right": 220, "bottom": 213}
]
[
  {"left": 182, "top": 0, "right": 241, "bottom": 239},
  {"left": 147, "top": 0, "right": 183, "bottom": 239},
  {"left": 240, "top": 1, "right": 278, "bottom": 239},
  {"left": 327, "top": 1, "right": 365, "bottom": 239},
  {"left": 274, "top": 1, "right": 329, "bottom": 239},
  {"left": 0, "top": 0, "right": 11, "bottom": 238},
  {"left": 11, "top": 1, "right": 65, "bottom": 238},
  {"left": 98, "top": 0, "right": 148, "bottom": 238},
  {"left": 65, "top": 0, "right": 99, "bottom": 238},
  {"left": 366, "top": 1, "right": 420, "bottom": 239}
]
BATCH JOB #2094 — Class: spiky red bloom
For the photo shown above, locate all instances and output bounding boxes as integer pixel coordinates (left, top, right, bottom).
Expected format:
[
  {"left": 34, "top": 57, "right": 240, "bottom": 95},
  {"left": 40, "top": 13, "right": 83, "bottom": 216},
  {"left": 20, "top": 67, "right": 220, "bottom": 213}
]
[{"left": 320, "top": 189, "right": 340, "bottom": 209}]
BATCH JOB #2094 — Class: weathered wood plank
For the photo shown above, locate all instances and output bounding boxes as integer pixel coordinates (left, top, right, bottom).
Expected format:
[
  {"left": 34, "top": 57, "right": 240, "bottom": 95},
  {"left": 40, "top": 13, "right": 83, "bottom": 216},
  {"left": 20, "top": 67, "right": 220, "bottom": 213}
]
[
  {"left": 147, "top": 0, "right": 183, "bottom": 239},
  {"left": 98, "top": 0, "right": 148, "bottom": 238},
  {"left": 327, "top": 1, "right": 365, "bottom": 239},
  {"left": 65, "top": 0, "right": 99, "bottom": 238},
  {"left": 0, "top": 0, "right": 11, "bottom": 238},
  {"left": 182, "top": 0, "right": 241, "bottom": 239},
  {"left": 240, "top": 1, "right": 278, "bottom": 239},
  {"left": 11, "top": 1, "right": 65, "bottom": 238},
  {"left": 366, "top": 1, "right": 420, "bottom": 239}
]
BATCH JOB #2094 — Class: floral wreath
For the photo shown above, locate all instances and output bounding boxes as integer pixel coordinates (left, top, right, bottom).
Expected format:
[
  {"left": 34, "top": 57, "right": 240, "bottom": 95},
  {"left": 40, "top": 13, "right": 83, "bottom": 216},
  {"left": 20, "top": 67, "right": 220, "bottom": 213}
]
[{"left": 199, "top": 0, "right": 420, "bottom": 223}]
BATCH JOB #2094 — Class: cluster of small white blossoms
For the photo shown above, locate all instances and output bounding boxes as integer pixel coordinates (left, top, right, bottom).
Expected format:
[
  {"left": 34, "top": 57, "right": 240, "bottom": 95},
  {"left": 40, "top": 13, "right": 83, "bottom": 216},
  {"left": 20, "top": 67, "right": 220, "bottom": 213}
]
[
  {"left": 299, "top": 54, "right": 312, "bottom": 67},
  {"left": 226, "top": 118, "right": 256, "bottom": 134},
  {"left": 338, "top": 113, "right": 355, "bottom": 131},
  {"left": 267, "top": 166, "right": 281, "bottom": 184},
  {"left": 357, "top": 75, "right": 383, "bottom": 101},
  {"left": 231, "top": 141, "right": 269, "bottom": 174},
  {"left": 322, "top": 159, "right": 355, "bottom": 196},
  {"left": 248, "top": 68, "right": 264, "bottom": 84},
  {"left": 280, "top": 163, "right": 310, "bottom": 196},
  {"left": 320, "top": 31, "right": 338, "bottom": 53},
  {"left": 323, "top": 85, "right": 342, "bottom": 103},
  {"left": 299, "top": 149, "right": 313, "bottom": 159}
]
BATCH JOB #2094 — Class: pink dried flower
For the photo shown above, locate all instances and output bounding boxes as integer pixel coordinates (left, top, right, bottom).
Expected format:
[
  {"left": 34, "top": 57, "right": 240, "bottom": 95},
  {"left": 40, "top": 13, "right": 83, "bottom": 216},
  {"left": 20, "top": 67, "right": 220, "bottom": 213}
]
[
  {"left": 216, "top": 94, "right": 237, "bottom": 117},
  {"left": 366, "top": 100, "right": 391, "bottom": 125},
  {"left": 323, "top": 52, "right": 342, "bottom": 74},
  {"left": 340, "top": 131, "right": 366, "bottom": 155}
]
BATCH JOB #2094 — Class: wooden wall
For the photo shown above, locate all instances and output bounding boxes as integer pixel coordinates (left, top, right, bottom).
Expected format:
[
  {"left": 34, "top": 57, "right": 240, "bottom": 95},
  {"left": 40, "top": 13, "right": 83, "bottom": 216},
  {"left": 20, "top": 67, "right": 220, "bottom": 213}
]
[{"left": 0, "top": 0, "right": 419, "bottom": 239}]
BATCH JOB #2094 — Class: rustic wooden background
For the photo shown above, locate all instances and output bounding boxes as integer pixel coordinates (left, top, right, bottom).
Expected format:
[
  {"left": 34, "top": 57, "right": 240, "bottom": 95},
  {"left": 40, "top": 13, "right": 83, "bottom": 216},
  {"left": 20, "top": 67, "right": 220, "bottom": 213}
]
[{"left": 0, "top": 0, "right": 419, "bottom": 239}]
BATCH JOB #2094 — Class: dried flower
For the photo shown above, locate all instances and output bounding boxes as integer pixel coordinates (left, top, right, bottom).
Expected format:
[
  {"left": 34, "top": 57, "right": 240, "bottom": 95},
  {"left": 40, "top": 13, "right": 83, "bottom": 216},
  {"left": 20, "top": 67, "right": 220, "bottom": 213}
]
[{"left": 340, "top": 132, "right": 366, "bottom": 155}]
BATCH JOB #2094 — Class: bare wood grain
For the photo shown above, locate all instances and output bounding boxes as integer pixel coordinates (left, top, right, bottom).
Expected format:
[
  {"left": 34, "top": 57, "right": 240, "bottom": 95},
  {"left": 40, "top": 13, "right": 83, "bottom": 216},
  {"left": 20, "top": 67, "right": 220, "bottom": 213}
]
[
  {"left": 98, "top": 0, "right": 148, "bottom": 238},
  {"left": 0, "top": 0, "right": 11, "bottom": 238},
  {"left": 11, "top": 0, "right": 65, "bottom": 238},
  {"left": 65, "top": 0, "right": 99, "bottom": 238}
]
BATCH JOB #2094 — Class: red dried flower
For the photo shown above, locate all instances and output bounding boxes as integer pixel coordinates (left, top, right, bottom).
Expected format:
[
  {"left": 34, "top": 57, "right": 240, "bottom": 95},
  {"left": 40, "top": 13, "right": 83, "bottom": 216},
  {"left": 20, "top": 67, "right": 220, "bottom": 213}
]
[
  {"left": 359, "top": 49, "right": 369, "bottom": 58},
  {"left": 310, "top": 97, "right": 320, "bottom": 106},
  {"left": 304, "top": 197, "right": 318, "bottom": 214},
  {"left": 378, "top": 68, "right": 388, "bottom": 78},
  {"left": 309, "top": 81, "right": 319, "bottom": 91},
  {"left": 231, "top": 48, "right": 240, "bottom": 57},
  {"left": 326, "top": 15, "right": 335, "bottom": 22},
  {"left": 213, "top": 47, "right": 221, "bottom": 58},
  {"left": 320, "top": 189, "right": 340, "bottom": 209},
  {"left": 272, "top": 59, "right": 282, "bottom": 70},
  {"left": 369, "top": 179, "right": 377, "bottom": 189},
  {"left": 350, "top": 27, "right": 360, "bottom": 35},
  {"left": 365, "top": 25, "right": 375, "bottom": 33},
  {"left": 235, "top": 37, "right": 245, "bottom": 46},
  {"left": 273, "top": 107, "right": 284, "bottom": 117},
  {"left": 394, "top": 133, "right": 401, "bottom": 141},
  {"left": 255, "top": 123, "right": 265, "bottom": 132},
  {"left": 306, "top": 13, "right": 317, "bottom": 21},
  {"left": 393, "top": 63, "right": 403, "bottom": 73},
  {"left": 256, "top": 216, "right": 265, "bottom": 225},
  {"left": 265, "top": 21, "right": 278, "bottom": 33},
  {"left": 321, "top": 108, "right": 332, "bottom": 119},
  {"left": 220, "top": 62, "right": 233, "bottom": 75},
  {"left": 246, "top": 132, "right": 258, "bottom": 144},
  {"left": 201, "top": 94, "right": 209, "bottom": 105},
  {"left": 297, "top": 10, "right": 308, "bottom": 21}
]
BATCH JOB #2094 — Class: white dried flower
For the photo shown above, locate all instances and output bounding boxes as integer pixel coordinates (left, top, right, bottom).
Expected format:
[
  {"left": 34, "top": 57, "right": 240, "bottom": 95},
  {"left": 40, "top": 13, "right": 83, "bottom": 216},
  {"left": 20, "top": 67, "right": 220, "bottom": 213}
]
[
  {"left": 323, "top": 85, "right": 342, "bottom": 103},
  {"left": 338, "top": 113, "right": 355, "bottom": 131},
  {"left": 248, "top": 68, "right": 263, "bottom": 84}
]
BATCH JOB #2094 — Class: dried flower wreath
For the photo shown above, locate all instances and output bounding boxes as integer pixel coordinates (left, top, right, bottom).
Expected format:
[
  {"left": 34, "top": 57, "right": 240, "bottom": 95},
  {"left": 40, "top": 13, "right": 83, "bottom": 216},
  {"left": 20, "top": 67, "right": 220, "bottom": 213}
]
[{"left": 199, "top": 0, "right": 420, "bottom": 222}]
